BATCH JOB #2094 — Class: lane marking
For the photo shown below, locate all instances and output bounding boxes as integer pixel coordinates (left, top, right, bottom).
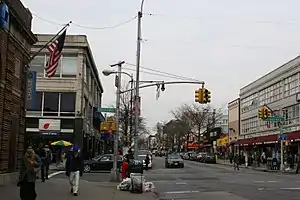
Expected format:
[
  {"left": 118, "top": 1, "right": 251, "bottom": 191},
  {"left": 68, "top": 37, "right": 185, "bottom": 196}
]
[
  {"left": 267, "top": 181, "right": 277, "bottom": 183},
  {"left": 48, "top": 170, "right": 65, "bottom": 178},
  {"left": 257, "top": 188, "right": 265, "bottom": 191},
  {"left": 254, "top": 181, "right": 264, "bottom": 183},
  {"left": 176, "top": 182, "right": 187, "bottom": 185},
  {"left": 280, "top": 187, "right": 300, "bottom": 190},
  {"left": 165, "top": 190, "right": 199, "bottom": 194}
]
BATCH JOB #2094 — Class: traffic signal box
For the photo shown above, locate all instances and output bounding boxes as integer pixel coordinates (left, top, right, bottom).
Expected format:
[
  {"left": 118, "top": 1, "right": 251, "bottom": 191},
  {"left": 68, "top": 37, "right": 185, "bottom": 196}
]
[
  {"left": 258, "top": 107, "right": 272, "bottom": 120},
  {"left": 195, "top": 88, "right": 211, "bottom": 104}
]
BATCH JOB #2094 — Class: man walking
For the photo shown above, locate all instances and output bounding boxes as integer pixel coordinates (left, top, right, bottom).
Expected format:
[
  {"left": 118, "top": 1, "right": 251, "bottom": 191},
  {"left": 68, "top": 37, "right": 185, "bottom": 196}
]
[
  {"left": 38, "top": 143, "right": 47, "bottom": 182},
  {"left": 65, "top": 145, "right": 84, "bottom": 196}
]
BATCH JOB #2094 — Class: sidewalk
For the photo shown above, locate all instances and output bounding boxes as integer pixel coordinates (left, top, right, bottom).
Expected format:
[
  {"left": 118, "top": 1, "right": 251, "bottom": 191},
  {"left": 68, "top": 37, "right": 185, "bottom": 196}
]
[
  {"left": 216, "top": 159, "right": 296, "bottom": 173},
  {"left": 0, "top": 178, "right": 157, "bottom": 200}
]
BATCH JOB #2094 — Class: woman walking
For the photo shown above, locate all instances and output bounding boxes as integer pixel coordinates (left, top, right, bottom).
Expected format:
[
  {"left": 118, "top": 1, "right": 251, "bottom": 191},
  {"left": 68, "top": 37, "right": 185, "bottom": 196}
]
[{"left": 18, "top": 145, "right": 41, "bottom": 200}]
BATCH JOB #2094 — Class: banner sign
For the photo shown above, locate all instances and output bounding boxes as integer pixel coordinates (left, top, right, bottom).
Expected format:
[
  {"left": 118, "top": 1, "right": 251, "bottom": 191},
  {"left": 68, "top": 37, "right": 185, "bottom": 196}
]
[{"left": 26, "top": 71, "right": 37, "bottom": 110}]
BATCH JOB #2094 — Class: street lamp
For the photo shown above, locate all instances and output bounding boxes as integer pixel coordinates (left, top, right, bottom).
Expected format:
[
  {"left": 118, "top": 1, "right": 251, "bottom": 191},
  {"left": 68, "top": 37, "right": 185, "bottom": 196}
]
[{"left": 102, "top": 67, "right": 133, "bottom": 181}]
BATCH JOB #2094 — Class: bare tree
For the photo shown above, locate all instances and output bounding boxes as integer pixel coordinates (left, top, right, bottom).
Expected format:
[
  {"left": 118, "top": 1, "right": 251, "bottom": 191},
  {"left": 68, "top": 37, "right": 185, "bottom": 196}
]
[{"left": 172, "top": 104, "right": 224, "bottom": 150}]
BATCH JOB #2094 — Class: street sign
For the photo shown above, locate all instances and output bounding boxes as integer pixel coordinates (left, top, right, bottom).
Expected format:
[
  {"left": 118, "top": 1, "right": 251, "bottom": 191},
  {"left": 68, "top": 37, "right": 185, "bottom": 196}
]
[
  {"left": 97, "top": 107, "right": 116, "bottom": 113},
  {"left": 279, "top": 134, "right": 287, "bottom": 141},
  {"left": 263, "top": 116, "right": 284, "bottom": 122}
]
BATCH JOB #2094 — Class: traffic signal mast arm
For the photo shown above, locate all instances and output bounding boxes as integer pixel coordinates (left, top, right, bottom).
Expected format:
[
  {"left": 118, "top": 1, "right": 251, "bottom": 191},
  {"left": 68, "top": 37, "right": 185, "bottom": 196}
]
[{"left": 120, "top": 81, "right": 205, "bottom": 94}]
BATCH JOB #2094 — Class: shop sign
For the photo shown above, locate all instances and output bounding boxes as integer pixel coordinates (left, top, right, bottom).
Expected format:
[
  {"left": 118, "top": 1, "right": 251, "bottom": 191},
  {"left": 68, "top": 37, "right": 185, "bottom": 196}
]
[
  {"left": 216, "top": 136, "right": 229, "bottom": 147},
  {"left": 41, "top": 132, "right": 60, "bottom": 136},
  {"left": 39, "top": 119, "right": 61, "bottom": 131}
]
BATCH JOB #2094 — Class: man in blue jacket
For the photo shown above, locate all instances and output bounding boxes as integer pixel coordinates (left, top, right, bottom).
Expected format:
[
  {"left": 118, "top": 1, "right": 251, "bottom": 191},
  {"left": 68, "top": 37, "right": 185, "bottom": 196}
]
[{"left": 65, "top": 145, "right": 84, "bottom": 196}]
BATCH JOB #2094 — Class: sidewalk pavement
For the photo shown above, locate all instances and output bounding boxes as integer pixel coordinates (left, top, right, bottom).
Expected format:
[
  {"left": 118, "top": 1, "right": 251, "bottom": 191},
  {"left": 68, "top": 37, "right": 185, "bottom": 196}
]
[
  {"left": 216, "top": 159, "right": 297, "bottom": 174},
  {"left": 0, "top": 178, "right": 157, "bottom": 200}
]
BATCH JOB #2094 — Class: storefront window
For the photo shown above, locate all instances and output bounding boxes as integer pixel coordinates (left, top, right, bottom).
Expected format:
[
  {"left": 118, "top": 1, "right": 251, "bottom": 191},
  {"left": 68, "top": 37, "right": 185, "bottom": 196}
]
[{"left": 60, "top": 92, "right": 76, "bottom": 116}]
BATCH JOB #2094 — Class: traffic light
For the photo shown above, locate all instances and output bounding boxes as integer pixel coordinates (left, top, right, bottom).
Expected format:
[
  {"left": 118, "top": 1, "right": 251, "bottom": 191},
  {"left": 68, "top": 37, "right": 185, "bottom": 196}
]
[
  {"left": 258, "top": 107, "right": 264, "bottom": 119},
  {"left": 195, "top": 89, "right": 203, "bottom": 103},
  {"left": 203, "top": 88, "right": 211, "bottom": 104},
  {"left": 263, "top": 107, "right": 271, "bottom": 119}
]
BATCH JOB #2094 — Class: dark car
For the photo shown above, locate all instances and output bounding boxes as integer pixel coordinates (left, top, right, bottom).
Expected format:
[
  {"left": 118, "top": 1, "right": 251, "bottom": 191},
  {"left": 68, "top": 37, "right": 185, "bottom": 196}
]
[
  {"left": 165, "top": 154, "right": 184, "bottom": 168},
  {"left": 203, "top": 153, "right": 216, "bottom": 164},
  {"left": 83, "top": 154, "right": 123, "bottom": 172}
]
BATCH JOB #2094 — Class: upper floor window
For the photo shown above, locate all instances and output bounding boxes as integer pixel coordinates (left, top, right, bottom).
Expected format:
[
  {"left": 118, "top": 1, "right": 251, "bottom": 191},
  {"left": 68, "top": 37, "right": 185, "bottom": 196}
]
[
  {"left": 27, "top": 92, "right": 76, "bottom": 117},
  {"left": 62, "top": 56, "right": 77, "bottom": 77},
  {"left": 29, "top": 54, "right": 77, "bottom": 78}
]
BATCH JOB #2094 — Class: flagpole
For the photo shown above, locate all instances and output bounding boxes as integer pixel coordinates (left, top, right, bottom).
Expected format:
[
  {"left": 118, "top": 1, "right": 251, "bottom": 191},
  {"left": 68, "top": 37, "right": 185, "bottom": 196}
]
[{"left": 28, "top": 21, "right": 72, "bottom": 64}]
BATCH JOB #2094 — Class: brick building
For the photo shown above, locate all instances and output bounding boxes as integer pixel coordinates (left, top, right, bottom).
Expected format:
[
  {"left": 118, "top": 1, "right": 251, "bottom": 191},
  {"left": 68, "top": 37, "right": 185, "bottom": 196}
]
[{"left": 0, "top": 0, "right": 36, "bottom": 180}]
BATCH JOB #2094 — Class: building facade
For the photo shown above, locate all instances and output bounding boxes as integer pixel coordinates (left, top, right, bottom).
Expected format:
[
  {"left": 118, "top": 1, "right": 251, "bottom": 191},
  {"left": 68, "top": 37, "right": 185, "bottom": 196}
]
[
  {"left": 26, "top": 34, "right": 104, "bottom": 157},
  {"left": 238, "top": 56, "right": 300, "bottom": 155},
  {"left": 0, "top": 0, "right": 36, "bottom": 176},
  {"left": 228, "top": 98, "right": 240, "bottom": 143}
]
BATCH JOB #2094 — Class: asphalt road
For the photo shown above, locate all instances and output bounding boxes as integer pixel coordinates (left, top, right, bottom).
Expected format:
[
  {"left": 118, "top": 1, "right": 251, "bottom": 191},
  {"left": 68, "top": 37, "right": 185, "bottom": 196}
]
[
  {"left": 49, "top": 157, "right": 300, "bottom": 199},
  {"left": 148, "top": 157, "right": 300, "bottom": 200}
]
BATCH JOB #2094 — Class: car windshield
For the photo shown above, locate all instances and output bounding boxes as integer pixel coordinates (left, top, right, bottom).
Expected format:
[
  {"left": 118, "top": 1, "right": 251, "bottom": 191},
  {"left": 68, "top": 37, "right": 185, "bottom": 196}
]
[
  {"left": 207, "top": 153, "right": 214, "bottom": 157},
  {"left": 92, "top": 155, "right": 101, "bottom": 161},
  {"left": 169, "top": 155, "right": 181, "bottom": 159},
  {"left": 137, "top": 155, "right": 146, "bottom": 161}
]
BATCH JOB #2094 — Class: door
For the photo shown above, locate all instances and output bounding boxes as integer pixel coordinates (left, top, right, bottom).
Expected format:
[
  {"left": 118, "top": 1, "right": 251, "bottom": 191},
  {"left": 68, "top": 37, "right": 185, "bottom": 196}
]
[{"left": 98, "top": 155, "right": 112, "bottom": 170}]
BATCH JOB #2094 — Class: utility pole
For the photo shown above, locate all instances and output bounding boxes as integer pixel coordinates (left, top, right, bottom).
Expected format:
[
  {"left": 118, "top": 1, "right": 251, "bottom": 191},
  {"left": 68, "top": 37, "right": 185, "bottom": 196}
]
[
  {"left": 134, "top": 0, "right": 145, "bottom": 160},
  {"left": 129, "top": 77, "right": 134, "bottom": 147},
  {"left": 110, "top": 61, "right": 125, "bottom": 181}
]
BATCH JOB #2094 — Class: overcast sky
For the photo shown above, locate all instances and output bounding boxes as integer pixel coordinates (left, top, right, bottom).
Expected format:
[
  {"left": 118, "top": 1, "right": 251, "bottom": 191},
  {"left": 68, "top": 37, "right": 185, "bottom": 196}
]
[{"left": 22, "top": 0, "right": 300, "bottom": 131}]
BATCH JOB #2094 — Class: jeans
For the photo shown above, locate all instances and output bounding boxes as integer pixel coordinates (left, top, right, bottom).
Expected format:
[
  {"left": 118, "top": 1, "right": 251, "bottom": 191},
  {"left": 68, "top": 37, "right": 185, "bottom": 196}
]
[{"left": 69, "top": 171, "right": 80, "bottom": 194}]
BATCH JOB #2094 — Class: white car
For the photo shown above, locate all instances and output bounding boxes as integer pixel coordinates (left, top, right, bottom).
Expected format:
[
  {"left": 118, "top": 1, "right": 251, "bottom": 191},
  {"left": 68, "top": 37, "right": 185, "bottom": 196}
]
[{"left": 138, "top": 155, "right": 152, "bottom": 169}]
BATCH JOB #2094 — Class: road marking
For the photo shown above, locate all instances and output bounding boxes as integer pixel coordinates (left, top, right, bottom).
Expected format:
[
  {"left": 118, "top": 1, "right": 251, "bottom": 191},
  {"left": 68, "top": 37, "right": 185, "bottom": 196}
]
[
  {"left": 48, "top": 170, "right": 65, "bottom": 178},
  {"left": 267, "top": 181, "right": 277, "bottom": 183},
  {"left": 165, "top": 190, "right": 199, "bottom": 194},
  {"left": 175, "top": 182, "right": 187, "bottom": 185},
  {"left": 280, "top": 187, "right": 300, "bottom": 190},
  {"left": 254, "top": 181, "right": 264, "bottom": 183},
  {"left": 257, "top": 188, "right": 265, "bottom": 191}
]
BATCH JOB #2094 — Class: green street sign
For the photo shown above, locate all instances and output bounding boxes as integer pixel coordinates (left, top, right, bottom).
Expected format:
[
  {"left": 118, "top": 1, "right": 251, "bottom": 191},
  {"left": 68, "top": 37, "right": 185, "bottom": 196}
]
[
  {"left": 97, "top": 107, "right": 116, "bottom": 113},
  {"left": 264, "top": 116, "right": 284, "bottom": 122}
]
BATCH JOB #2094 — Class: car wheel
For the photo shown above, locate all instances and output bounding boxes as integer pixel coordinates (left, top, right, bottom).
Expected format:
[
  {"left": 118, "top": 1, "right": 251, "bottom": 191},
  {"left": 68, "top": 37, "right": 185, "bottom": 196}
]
[
  {"left": 181, "top": 164, "right": 184, "bottom": 168},
  {"left": 83, "top": 164, "right": 91, "bottom": 173}
]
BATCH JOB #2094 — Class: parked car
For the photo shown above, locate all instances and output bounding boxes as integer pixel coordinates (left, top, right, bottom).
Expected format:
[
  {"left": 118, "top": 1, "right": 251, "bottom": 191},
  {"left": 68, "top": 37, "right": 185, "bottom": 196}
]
[
  {"left": 203, "top": 153, "right": 216, "bottom": 164},
  {"left": 197, "top": 152, "right": 207, "bottom": 162},
  {"left": 83, "top": 154, "right": 123, "bottom": 173},
  {"left": 165, "top": 154, "right": 184, "bottom": 168}
]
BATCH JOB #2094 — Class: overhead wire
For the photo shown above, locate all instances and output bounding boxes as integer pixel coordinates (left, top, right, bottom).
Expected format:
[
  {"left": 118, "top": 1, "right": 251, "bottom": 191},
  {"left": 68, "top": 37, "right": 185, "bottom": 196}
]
[
  {"left": 122, "top": 66, "right": 198, "bottom": 81},
  {"left": 32, "top": 12, "right": 137, "bottom": 30},
  {"left": 125, "top": 62, "right": 199, "bottom": 81}
]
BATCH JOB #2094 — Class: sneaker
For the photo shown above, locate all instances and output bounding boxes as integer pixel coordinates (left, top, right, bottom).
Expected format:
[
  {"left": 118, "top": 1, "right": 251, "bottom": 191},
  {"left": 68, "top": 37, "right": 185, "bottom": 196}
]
[
  {"left": 74, "top": 193, "right": 78, "bottom": 196},
  {"left": 71, "top": 188, "right": 73, "bottom": 193}
]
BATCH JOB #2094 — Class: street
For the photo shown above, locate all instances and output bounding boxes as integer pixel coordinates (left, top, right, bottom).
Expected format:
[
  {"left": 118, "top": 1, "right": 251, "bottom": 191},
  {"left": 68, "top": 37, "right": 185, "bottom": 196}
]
[
  {"left": 147, "top": 157, "right": 300, "bottom": 200},
  {"left": 46, "top": 156, "right": 300, "bottom": 200}
]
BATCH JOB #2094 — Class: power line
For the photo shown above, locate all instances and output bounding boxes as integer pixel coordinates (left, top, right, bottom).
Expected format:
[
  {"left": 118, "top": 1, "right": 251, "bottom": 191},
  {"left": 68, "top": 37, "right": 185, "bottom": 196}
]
[
  {"left": 144, "top": 12, "right": 300, "bottom": 26},
  {"left": 125, "top": 62, "right": 199, "bottom": 81},
  {"left": 32, "top": 12, "right": 137, "bottom": 30},
  {"left": 122, "top": 67, "right": 197, "bottom": 81}
]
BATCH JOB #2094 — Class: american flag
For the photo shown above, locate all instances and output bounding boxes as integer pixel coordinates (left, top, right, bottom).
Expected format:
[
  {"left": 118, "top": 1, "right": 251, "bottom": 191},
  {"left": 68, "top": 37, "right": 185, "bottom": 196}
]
[{"left": 45, "top": 30, "right": 67, "bottom": 77}]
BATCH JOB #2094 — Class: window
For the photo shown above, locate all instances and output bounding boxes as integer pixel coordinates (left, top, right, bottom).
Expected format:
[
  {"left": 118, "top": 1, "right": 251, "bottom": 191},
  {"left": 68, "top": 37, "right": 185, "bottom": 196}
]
[
  {"left": 61, "top": 119, "right": 75, "bottom": 129},
  {"left": 100, "top": 155, "right": 112, "bottom": 161},
  {"left": 62, "top": 56, "right": 77, "bottom": 77},
  {"left": 14, "top": 58, "right": 20, "bottom": 78},
  {"left": 83, "top": 59, "right": 87, "bottom": 83},
  {"left": 27, "top": 92, "right": 42, "bottom": 111},
  {"left": 60, "top": 92, "right": 76, "bottom": 116},
  {"left": 30, "top": 56, "right": 45, "bottom": 74},
  {"left": 43, "top": 92, "right": 59, "bottom": 116}
]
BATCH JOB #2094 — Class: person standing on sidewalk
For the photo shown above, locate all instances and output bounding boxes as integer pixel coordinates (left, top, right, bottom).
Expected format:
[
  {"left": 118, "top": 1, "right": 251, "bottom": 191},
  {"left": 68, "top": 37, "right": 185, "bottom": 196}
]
[
  {"left": 18, "top": 145, "right": 41, "bottom": 200},
  {"left": 65, "top": 145, "right": 84, "bottom": 196},
  {"left": 233, "top": 153, "right": 240, "bottom": 171},
  {"left": 38, "top": 143, "right": 48, "bottom": 182}
]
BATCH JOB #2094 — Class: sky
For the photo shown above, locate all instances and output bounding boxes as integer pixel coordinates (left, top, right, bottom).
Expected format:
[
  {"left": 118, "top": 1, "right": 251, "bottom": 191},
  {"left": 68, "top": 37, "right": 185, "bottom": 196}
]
[{"left": 22, "top": 0, "right": 300, "bottom": 132}]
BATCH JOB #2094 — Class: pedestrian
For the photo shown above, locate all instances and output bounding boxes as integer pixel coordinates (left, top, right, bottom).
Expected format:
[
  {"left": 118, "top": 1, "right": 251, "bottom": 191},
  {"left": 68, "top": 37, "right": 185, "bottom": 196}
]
[
  {"left": 121, "top": 157, "right": 129, "bottom": 180},
  {"left": 18, "top": 145, "right": 41, "bottom": 200},
  {"left": 43, "top": 145, "right": 52, "bottom": 180},
  {"left": 296, "top": 153, "right": 300, "bottom": 174},
  {"left": 233, "top": 153, "right": 240, "bottom": 171},
  {"left": 144, "top": 154, "right": 150, "bottom": 170},
  {"left": 37, "top": 143, "right": 47, "bottom": 182},
  {"left": 65, "top": 145, "right": 84, "bottom": 196}
]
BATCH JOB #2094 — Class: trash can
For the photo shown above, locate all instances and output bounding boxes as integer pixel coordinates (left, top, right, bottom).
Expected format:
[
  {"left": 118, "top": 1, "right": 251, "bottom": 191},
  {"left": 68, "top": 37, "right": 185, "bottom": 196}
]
[{"left": 130, "top": 173, "right": 144, "bottom": 193}]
